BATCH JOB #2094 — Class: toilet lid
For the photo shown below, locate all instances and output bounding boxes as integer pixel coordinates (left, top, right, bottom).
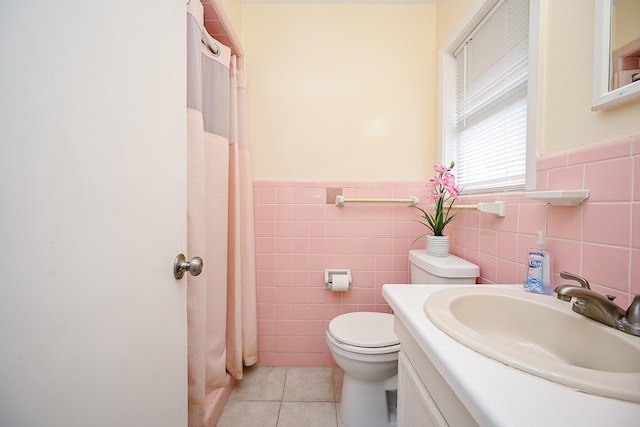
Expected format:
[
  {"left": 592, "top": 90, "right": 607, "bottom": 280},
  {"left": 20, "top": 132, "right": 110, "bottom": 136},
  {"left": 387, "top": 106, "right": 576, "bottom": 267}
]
[{"left": 328, "top": 312, "right": 399, "bottom": 348}]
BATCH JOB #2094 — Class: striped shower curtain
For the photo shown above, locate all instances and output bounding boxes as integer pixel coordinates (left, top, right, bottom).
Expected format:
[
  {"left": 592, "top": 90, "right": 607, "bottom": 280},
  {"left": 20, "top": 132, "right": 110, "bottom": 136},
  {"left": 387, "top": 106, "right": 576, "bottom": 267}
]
[{"left": 186, "top": 2, "right": 258, "bottom": 426}]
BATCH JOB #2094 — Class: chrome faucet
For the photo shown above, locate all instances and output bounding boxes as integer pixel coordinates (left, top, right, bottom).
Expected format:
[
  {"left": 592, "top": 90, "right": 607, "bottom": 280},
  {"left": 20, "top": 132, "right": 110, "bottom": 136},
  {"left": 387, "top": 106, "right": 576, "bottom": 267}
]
[{"left": 555, "top": 271, "right": 640, "bottom": 337}]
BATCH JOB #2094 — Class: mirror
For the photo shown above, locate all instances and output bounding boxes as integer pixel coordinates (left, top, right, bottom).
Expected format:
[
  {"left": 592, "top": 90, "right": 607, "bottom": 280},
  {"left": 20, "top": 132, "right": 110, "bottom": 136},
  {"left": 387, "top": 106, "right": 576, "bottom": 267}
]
[{"left": 593, "top": 0, "right": 640, "bottom": 110}]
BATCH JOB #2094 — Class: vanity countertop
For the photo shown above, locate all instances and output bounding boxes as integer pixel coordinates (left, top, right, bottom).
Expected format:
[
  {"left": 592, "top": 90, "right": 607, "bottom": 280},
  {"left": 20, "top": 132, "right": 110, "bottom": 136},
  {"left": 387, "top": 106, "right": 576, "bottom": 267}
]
[{"left": 382, "top": 284, "right": 640, "bottom": 427}]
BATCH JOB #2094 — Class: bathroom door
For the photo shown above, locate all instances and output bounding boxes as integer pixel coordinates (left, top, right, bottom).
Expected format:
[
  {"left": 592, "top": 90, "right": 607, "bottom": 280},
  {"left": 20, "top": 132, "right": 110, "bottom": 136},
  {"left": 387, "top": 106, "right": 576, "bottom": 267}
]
[{"left": 0, "top": 2, "right": 188, "bottom": 427}]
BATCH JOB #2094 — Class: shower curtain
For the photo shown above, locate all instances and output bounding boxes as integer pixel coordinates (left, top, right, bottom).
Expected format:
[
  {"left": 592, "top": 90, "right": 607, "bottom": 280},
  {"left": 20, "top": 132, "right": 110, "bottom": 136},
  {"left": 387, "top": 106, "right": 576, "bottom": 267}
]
[{"left": 186, "top": 2, "right": 258, "bottom": 426}]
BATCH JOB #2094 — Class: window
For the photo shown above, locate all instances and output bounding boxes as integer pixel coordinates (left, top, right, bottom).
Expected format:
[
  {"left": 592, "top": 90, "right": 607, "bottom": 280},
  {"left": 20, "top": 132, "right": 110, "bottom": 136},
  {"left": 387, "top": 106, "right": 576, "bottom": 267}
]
[{"left": 441, "top": 0, "right": 539, "bottom": 193}]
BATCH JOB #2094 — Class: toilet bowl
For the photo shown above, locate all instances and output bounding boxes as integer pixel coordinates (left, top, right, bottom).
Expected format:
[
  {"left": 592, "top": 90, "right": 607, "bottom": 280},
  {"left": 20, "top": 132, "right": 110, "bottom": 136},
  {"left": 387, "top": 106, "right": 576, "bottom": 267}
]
[
  {"left": 326, "top": 312, "right": 400, "bottom": 427},
  {"left": 327, "top": 251, "right": 480, "bottom": 426}
]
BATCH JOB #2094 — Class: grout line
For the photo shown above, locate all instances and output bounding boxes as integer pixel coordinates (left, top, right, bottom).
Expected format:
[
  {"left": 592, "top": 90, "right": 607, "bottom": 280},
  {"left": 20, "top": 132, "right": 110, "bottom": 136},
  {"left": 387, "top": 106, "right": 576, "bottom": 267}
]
[
  {"left": 280, "top": 367, "right": 288, "bottom": 401},
  {"left": 274, "top": 367, "right": 287, "bottom": 427},
  {"left": 276, "top": 400, "right": 282, "bottom": 427}
]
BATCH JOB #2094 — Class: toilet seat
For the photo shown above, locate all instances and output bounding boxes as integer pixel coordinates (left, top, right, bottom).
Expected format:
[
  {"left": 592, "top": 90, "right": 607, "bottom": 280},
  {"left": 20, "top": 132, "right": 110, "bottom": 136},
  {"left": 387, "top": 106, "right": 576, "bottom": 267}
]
[{"left": 327, "top": 312, "right": 400, "bottom": 355}]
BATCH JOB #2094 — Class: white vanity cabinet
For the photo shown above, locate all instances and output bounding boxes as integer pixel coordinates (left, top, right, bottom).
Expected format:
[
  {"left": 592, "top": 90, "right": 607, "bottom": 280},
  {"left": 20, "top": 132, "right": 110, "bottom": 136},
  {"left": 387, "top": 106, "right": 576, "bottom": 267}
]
[
  {"left": 397, "top": 351, "right": 447, "bottom": 427},
  {"left": 395, "top": 319, "right": 479, "bottom": 427}
]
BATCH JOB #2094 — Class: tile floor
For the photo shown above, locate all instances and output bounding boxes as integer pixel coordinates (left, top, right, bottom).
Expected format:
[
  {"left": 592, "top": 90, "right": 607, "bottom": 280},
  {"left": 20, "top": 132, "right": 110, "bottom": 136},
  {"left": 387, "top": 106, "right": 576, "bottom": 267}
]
[{"left": 217, "top": 366, "right": 346, "bottom": 427}]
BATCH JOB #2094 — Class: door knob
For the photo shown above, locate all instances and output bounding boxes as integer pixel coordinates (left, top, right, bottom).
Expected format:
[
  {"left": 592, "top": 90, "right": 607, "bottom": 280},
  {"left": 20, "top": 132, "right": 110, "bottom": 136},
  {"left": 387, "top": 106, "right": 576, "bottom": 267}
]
[{"left": 173, "top": 254, "right": 203, "bottom": 279}]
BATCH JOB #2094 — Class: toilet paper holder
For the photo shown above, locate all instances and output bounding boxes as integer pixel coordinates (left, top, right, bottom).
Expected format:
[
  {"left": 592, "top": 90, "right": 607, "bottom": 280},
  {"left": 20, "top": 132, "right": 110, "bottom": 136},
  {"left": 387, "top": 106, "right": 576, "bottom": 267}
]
[{"left": 325, "top": 269, "right": 352, "bottom": 289}]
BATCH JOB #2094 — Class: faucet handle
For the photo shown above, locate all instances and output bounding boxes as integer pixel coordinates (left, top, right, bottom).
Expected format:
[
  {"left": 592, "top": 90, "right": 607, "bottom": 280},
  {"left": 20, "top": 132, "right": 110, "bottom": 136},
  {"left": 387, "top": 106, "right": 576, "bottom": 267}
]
[
  {"left": 559, "top": 271, "right": 590, "bottom": 289},
  {"left": 625, "top": 295, "right": 640, "bottom": 325}
]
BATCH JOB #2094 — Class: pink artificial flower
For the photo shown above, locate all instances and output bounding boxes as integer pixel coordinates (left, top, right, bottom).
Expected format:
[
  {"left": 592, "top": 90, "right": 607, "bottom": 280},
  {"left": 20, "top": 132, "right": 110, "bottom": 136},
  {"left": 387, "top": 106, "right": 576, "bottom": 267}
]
[
  {"left": 442, "top": 171, "right": 455, "bottom": 183},
  {"left": 434, "top": 163, "right": 447, "bottom": 174},
  {"left": 413, "top": 161, "right": 461, "bottom": 238}
]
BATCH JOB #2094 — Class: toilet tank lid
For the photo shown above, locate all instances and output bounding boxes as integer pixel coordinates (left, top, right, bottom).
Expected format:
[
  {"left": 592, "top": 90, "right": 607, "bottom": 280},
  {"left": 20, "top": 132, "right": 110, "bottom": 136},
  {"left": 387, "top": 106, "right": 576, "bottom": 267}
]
[{"left": 409, "top": 250, "right": 480, "bottom": 278}]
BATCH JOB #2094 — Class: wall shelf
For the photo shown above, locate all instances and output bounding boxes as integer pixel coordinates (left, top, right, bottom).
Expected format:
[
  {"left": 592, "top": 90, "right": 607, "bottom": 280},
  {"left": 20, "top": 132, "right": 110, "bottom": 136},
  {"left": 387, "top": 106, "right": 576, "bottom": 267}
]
[{"left": 526, "top": 190, "right": 590, "bottom": 206}]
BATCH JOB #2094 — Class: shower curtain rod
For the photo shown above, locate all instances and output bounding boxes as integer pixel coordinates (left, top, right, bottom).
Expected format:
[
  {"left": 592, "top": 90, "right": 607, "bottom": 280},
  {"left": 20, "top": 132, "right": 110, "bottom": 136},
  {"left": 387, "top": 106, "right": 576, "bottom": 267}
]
[{"left": 201, "top": 28, "right": 219, "bottom": 56}]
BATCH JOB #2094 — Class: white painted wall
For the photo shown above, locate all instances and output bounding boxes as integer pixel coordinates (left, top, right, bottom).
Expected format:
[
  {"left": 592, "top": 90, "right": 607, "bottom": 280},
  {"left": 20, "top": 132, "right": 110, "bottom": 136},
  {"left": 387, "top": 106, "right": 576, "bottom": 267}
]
[
  {"left": 242, "top": 3, "right": 437, "bottom": 180},
  {"left": 239, "top": 0, "right": 640, "bottom": 180}
]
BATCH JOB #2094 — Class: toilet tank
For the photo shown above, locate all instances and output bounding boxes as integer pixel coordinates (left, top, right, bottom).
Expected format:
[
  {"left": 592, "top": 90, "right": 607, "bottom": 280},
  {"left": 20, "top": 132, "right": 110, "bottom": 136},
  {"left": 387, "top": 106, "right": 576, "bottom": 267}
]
[{"left": 409, "top": 249, "right": 479, "bottom": 284}]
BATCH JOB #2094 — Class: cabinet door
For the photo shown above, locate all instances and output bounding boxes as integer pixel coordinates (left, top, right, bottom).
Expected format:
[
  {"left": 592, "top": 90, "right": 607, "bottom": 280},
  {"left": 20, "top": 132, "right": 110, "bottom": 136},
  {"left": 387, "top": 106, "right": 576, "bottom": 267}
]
[{"left": 397, "top": 352, "right": 448, "bottom": 427}]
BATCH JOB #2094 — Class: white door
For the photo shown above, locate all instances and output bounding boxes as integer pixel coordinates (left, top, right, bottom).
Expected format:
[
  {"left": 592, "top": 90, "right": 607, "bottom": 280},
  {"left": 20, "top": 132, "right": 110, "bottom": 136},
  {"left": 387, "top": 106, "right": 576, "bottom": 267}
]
[{"left": 0, "top": 2, "right": 188, "bottom": 426}]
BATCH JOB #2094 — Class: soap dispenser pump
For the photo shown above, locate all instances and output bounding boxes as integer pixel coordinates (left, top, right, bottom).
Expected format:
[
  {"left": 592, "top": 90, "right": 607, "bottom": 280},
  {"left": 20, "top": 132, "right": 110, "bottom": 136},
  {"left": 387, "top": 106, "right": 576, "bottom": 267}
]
[{"left": 524, "top": 231, "right": 553, "bottom": 294}]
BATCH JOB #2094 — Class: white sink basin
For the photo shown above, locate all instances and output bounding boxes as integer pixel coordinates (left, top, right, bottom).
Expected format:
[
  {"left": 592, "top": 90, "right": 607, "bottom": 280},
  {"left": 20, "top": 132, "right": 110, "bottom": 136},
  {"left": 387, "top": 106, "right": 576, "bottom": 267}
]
[{"left": 424, "top": 286, "right": 640, "bottom": 403}]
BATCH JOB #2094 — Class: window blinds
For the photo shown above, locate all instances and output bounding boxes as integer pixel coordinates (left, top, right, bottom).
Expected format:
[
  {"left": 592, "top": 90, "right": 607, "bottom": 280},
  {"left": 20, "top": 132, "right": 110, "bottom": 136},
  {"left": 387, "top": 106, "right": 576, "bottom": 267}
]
[{"left": 454, "top": 0, "right": 529, "bottom": 193}]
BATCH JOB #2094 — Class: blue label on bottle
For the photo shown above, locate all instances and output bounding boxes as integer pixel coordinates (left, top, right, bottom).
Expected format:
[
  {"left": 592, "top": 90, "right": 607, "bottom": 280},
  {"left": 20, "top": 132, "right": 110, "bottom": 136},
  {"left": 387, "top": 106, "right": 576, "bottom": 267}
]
[{"left": 529, "top": 259, "right": 543, "bottom": 268}]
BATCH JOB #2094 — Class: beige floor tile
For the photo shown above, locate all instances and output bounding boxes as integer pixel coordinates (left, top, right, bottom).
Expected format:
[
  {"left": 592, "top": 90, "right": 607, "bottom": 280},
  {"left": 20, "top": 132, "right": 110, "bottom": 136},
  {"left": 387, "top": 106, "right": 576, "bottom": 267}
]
[
  {"left": 229, "top": 365, "right": 288, "bottom": 401},
  {"left": 216, "top": 401, "right": 280, "bottom": 427},
  {"left": 282, "top": 367, "right": 335, "bottom": 402},
  {"left": 277, "top": 402, "right": 338, "bottom": 427}
]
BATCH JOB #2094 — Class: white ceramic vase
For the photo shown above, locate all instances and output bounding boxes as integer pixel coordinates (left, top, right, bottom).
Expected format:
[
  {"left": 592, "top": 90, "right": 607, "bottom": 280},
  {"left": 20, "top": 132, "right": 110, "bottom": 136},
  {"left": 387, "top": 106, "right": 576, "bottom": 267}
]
[{"left": 426, "top": 235, "right": 449, "bottom": 257}]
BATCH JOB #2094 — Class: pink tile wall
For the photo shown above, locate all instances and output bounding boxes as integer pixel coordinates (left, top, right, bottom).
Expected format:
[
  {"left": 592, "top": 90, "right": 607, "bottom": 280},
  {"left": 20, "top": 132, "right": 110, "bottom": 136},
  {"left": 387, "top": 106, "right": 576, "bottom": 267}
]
[
  {"left": 253, "top": 181, "right": 428, "bottom": 366},
  {"left": 254, "top": 135, "right": 640, "bottom": 367},
  {"left": 449, "top": 135, "right": 639, "bottom": 305}
]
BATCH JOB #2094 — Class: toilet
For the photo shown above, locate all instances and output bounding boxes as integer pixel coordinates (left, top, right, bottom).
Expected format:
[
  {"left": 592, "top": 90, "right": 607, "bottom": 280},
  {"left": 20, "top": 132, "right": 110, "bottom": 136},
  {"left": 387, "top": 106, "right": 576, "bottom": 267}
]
[
  {"left": 327, "top": 312, "right": 399, "bottom": 427},
  {"left": 326, "top": 250, "right": 480, "bottom": 427}
]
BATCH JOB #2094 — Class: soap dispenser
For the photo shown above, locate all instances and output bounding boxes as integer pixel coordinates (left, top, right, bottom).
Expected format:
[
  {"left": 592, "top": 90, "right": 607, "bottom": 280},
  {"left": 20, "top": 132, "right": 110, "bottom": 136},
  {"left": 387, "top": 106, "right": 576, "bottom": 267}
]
[{"left": 524, "top": 231, "right": 553, "bottom": 295}]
